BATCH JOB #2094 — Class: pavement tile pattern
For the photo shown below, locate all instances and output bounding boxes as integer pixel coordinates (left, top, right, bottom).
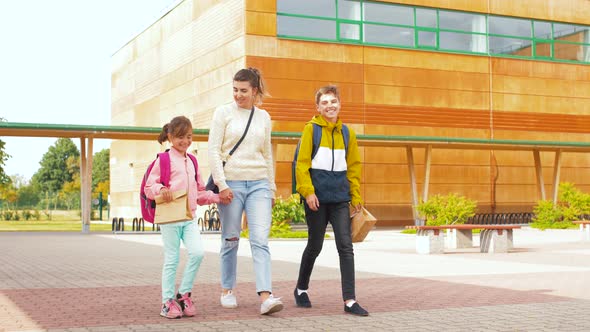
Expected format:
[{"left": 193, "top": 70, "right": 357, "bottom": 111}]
[{"left": 1, "top": 230, "right": 589, "bottom": 331}]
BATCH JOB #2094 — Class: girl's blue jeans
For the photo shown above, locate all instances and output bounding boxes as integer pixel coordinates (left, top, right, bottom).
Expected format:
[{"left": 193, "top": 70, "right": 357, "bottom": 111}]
[
  {"left": 218, "top": 179, "right": 273, "bottom": 294},
  {"left": 160, "top": 219, "right": 204, "bottom": 303}
]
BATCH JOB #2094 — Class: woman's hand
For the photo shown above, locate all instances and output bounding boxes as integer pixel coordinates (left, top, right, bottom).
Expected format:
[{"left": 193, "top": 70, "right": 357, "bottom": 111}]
[
  {"left": 305, "top": 194, "right": 319, "bottom": 211},
  {"left": 219, "top": 188, "right": 234, "bottom": 205},
  {"left": 160, "top": 187, "right": 173, "bottom": 202}
]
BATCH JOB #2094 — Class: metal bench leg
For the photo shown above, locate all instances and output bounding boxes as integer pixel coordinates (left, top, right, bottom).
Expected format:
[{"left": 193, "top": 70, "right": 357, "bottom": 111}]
[
  {"left": 507, "top": 229, "right": 514, "bottom": 249},
  {"left": 416, "top": 229, "right": 444, "bottom": 254},
  {"left": 480, "top": 229, "right": 509, "bottom": 253}
]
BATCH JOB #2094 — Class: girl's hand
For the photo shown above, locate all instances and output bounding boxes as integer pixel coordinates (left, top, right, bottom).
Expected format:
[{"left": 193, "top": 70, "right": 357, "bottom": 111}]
[
  {"left": 160, "top": 187, "right": 173, "bottom": 202},
  {"left": 219, "top": 188, "right": 233, "bottom": 205}
]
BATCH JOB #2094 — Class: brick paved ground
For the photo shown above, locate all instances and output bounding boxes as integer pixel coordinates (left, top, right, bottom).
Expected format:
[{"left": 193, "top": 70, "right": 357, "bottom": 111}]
[{"left": 1, "top": 229, "right": 589, "bottom": 331}]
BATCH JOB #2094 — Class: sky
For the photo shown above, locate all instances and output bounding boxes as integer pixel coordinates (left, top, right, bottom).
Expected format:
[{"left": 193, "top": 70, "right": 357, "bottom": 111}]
[{"left": 0, "top": 0, "right": 178, "bottom": 182}]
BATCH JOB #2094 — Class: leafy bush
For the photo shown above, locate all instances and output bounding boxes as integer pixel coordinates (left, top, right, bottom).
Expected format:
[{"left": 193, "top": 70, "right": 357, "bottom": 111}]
[
  {"left": 2, "top": 210, "right": 14, "bottom": 221},
  {"left": 22, "top": 210, "right": 33, "bottom": 221},
  {"left": 272, "top": 194, "right": 306, "bottom": 224},
  {"left": 416, "top": 193, "right": 477, "bottom": 226},
  {"left": 531, "top": 182, "right": 589, "bottom": 230}
]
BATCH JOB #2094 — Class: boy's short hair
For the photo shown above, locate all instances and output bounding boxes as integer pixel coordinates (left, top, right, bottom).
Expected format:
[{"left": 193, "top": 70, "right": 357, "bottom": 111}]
[{"left": 315, "top": 85, "right": 340, "bottom": 105}]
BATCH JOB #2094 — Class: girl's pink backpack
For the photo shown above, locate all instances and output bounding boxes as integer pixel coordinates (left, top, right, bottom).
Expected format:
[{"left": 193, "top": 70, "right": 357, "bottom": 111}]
[{"left": 140, "top": 151, "right": 198, "bottom": 223}]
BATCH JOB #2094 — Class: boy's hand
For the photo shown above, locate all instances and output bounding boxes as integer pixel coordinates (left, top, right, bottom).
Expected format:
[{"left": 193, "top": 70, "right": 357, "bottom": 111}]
[{"left": 305, "top": 194, "right": 319, "bottom": 211}]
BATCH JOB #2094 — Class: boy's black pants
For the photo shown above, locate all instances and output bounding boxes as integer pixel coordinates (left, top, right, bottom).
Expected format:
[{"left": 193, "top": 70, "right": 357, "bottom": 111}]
[{"left": 296, "top": 201, "right": 356, "bottom": 301}]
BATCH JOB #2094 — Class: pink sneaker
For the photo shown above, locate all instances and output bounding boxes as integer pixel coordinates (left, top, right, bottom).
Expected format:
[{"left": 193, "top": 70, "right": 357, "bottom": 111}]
[
  {"left": 160, "top": 299, "right": 182, "bottom": 319},
  {"left": 177, "top": 292, "right": 196, "bottom": 317}
]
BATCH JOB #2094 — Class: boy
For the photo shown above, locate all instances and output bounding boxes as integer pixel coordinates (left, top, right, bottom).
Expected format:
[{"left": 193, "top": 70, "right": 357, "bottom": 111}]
[{"left": 294, "top": 85, "right": 368, "bottom": 316}]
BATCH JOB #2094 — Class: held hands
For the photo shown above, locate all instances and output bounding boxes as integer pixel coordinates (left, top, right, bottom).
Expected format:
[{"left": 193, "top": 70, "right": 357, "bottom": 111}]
[
  {"left": 160, "top": 187, "right": 174, "bottom": 203},
  {"left": 219, "top": 188, "right": 234, "bottom": 205},
  {"left": 305, "top": 194, "right": 320, "bottom": 211}
]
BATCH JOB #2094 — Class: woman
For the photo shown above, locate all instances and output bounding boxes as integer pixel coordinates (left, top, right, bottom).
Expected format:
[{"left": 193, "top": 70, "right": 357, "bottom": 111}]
[{"left": 208, "top": 67, "right": 283, "bottom": 315}]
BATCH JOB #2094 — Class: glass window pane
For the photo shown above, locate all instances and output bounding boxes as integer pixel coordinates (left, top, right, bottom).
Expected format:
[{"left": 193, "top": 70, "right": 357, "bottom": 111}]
[
  {"left": 416, "top": 8, "right": 437, "bottom": 28},
  {"left": 340, "top": 23, "right": 360, "bottom": 40},
  {"left": 534, "top": 21, "right": 552, "bottom": 39},
  {"left": 418, "top": 30, "right": 436, "bottom": 47},
  {"left": 553, "top": 24, "right": 590, "bottom": 43},
  {"left": 489, "top": 36, "right": 532, "bottom": 56},
  {"left": 439, "top": 11, "right": 486, "bottom": 33},
  {"left": 277, "top": 0, "right": 335, "bottom": 18},
  {"left": 363, "top": 24, "right": 414, "bottom": 46},
  {"left": 440, "top": 31, "right": 486, "bottom": 53},
  {"left": 489, "top": 16, "right": 532, "bottom": 38},
  {"left": 363, "top": 2, "right": 413, "bottom": 26},
  {"left": 535, "top": 41, "right": 552, "bottom": 57},
  {"left": 338, "top": 0, "right": 361, "bottom": 20},
  {"left": 554, "top": 42, "right": 590, "bottom": 62},
  {"left": 277, "top": 16, "right": 336, "bottom": 40}
]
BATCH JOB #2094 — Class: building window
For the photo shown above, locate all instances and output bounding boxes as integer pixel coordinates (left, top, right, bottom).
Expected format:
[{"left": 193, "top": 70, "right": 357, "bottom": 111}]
[{"left": 276, "top": 0, "right": 590, "bottom": 65}]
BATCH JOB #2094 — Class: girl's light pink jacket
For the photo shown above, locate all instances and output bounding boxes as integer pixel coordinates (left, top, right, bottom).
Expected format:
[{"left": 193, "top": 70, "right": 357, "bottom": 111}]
[{"left": 144, "top": 148, "right": 220, "bottom": 217}]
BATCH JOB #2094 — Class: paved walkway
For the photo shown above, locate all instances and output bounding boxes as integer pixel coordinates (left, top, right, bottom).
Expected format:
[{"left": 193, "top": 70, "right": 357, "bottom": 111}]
[{"left": 1, "top": 227, "right": 589, "bottom": 331}]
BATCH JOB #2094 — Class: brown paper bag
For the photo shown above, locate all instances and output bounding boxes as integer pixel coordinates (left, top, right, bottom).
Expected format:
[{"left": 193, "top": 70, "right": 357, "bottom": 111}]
[
  {"left": 154, "top": 190, "right": 193, "bottom": 224},
  {"left": 350, "top": 206, "right": 377, "bottom": 243}
]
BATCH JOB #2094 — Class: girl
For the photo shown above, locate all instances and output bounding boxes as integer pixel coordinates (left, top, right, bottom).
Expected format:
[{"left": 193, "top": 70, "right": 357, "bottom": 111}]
[
  {"left": 208, "top": 68, "right": 283, "bottom": 315},
  {"left": 144, "top": 115, "right": 220, "bottom": 319}
]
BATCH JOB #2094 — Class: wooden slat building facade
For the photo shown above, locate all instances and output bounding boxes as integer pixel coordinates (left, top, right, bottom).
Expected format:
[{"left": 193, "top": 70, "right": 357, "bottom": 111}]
[{"left": 110, "top": 0, "right": 590, "bottom": 225}]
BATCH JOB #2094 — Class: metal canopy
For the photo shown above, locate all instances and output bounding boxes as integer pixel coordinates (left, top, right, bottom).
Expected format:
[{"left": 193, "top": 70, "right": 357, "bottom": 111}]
[{"left": 3, "top": 121, "right": 590, "bottom": 229}]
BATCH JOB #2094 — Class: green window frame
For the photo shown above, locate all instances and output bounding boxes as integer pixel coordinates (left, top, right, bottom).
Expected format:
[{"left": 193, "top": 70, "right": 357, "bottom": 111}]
[{"left": 276, "top": 0, "right": 590, "bottom": 65}]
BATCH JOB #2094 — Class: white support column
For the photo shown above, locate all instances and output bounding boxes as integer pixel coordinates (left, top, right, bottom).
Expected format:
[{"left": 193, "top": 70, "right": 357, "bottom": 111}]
[
  {"left": 552, "top": 149, "right": 562, "bottom": 204},
  {"left": 406, "top": 147, "right": 420, "bottom": 225},
  {"left": 80, "top": 138, "right": 88, "bottom": 233},
  {"left": 422, "top": 145, "right": 432, "bottom": 203},
  {"left": 533, "top": 150, "right": 546, "bottom": 201},
  {"left": 84, "top": 137, "right": 94, "bottom": 233}
]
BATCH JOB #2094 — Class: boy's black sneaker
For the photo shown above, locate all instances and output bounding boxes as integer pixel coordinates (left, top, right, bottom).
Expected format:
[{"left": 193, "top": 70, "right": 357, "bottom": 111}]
[
  {"left": 344, "top": 302, "right": 369, "bottom": 316},
  {"left": 293, "top": 288, "right": 312, "bottom": 308}
]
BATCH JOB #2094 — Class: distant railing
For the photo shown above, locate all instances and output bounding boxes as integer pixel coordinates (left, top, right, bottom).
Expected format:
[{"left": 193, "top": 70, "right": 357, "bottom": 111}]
[
  {"left": 111, "top": 217, "right": 160, "bottom": 232},
  {"left": 198, "top": 204, "right": 221, "bottom": 232},
  {"left": 111, "top": 204, "right": 221, "bottom": 233},
  {"left": 466, "top": 212, "right": 534, "bottom": 225}
]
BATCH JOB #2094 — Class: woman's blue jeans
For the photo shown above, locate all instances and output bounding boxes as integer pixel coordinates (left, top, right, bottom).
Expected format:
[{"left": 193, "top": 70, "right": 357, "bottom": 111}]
[
  {"left": 160, "top": 219, "right": 204, "bottom": 303},
  {"left": 218, "top": 179, "right": 273, "bottom": 294}
]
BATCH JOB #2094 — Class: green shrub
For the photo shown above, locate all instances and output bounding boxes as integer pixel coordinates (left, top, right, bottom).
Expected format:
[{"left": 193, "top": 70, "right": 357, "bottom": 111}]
[
  {"left": 416, "top": 193, "right": 477, "bottom": 226},
  {"left": 33, "top": 209, "right": 41, "bottom": 220},
  {"left": 531, "top": 182, "right": 588, "bottom": 230},
  {"left": 272, "top": 194, "right": 306, "bottom": 224},
  {"left": 2, "top": 210, "right": 14, "bottom": 221},
  {"left": 22, "top": 210, "right": 33, "bottom": 221}
]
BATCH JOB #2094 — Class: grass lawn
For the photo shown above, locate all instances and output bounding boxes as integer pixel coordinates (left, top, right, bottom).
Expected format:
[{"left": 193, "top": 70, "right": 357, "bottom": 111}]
[
  {"left": 0, "top": 220, "right": 112, "bottom": 232},
  {"left": 0, "top": 210, "right": 112, "bottom": 232}
]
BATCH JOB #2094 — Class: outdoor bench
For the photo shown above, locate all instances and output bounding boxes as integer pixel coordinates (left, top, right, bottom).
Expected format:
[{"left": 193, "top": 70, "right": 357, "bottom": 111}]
[
  {"left": 406, "top": 224, "right": 521, "bottom": 254},
  {"left": 573, "top": 220, "right": 590, "bottom": 241}
]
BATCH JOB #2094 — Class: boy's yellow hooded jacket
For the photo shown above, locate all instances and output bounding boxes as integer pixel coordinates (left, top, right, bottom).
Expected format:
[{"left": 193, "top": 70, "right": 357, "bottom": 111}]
[{"left": 295, "top": 115, "right": 363, "bottom": 207}]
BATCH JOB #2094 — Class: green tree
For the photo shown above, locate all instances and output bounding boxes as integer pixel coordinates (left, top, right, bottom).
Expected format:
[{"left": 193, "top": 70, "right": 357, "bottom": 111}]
[
  {"left": 31, "top": 138, "right": 80, "bottom": 194},
  {"left": 16, "top": 184, "right": 40, "bottom": 208},
  {"left": 0, "top": 117, "right": 11, "bottom": 186},
  {"left": 92, "top": 149, "right": 109, "bottom": 190}
]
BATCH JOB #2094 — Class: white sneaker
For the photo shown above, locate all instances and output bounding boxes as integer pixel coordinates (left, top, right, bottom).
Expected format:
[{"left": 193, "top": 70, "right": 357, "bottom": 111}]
[
  {"left": 220, "top": 291, "right": 238, "bottom": 308},
  {"left": 260, "top": 294, "right": 284, "bottom": 315}
]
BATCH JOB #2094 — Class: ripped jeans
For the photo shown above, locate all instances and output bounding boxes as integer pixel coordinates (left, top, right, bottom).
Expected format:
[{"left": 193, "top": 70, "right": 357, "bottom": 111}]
[{"left": 218, "top": 179, "right": 273, "bottom": 294}]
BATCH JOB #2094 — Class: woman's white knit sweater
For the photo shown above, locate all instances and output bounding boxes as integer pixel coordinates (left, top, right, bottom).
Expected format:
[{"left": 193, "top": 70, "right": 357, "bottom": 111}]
[{"left": 208, "top": 101, "right": 276, "bottom": 194}]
